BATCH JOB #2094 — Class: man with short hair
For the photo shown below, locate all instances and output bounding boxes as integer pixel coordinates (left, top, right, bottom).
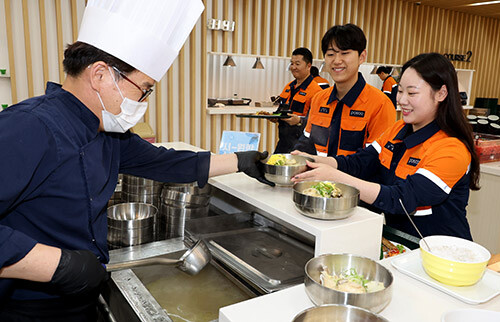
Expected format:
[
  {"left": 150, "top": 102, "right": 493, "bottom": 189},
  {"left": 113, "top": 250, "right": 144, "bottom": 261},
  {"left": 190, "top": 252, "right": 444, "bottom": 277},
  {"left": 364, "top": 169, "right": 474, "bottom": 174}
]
[
  {"left": 376, "top": 66, "right": 398, "bottom": 108},
  {"left": 294, "top": 24, "right": 396, "bottom": 157},
  {"left": 273, "top": 47, "right": 323, "bottom": 153},
  {"left": 0, "top": 1, "right": 271, "bottom": 320}
]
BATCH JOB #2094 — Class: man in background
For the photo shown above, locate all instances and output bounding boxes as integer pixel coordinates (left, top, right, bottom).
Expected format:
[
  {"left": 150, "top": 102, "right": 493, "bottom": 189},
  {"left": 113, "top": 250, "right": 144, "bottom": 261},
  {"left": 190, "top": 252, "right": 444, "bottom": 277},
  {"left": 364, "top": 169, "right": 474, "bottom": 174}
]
[
  {"left": 376, "top": 66, "right": 398, "bottom": 108},
  {"left": 310, "top": 66, "right": 330, "bottom": 89},
  {"left": 272, "top": 47, "right": 323, "bottom": 153}
]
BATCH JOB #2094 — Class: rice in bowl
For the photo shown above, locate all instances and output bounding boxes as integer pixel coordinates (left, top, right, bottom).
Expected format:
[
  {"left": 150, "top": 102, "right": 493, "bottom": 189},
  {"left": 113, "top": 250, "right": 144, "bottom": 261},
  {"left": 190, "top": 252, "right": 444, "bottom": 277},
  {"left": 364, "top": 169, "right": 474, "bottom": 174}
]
[{"left": 420, "top": 235, "right": 491, "bottom": 286}]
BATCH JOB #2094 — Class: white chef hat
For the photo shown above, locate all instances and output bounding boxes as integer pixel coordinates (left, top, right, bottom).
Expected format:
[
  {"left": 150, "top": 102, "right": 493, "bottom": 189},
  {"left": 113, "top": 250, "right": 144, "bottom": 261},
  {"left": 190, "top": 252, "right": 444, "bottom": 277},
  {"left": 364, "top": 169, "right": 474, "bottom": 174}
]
[{"left": 77, "top": 0, "right": 204, "bottom": 81}]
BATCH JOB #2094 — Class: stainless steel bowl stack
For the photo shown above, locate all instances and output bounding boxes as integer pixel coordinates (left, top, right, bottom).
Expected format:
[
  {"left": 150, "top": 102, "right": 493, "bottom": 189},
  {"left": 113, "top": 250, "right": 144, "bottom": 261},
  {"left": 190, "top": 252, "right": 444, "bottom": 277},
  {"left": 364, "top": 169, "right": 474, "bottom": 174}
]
[
  {"left": 121, "top": 175, "right": 163, "bottom": 207},
  {"left": 107, "top": 202, "right": 158, "bottom": 249},
  {"left": 292, "top": 304, "right": 389, "bottom": 322},
  {"left": 293, "top": 181, "right": 360, "bottom": 220},
  {"left": 160, "top": 182, "right": 211, "bottom": 239},
  {"left": 304, "top": 254, "right": 393, "bottom": 313},
  {"left": 262, "top": 154, "right": 314, "bottom": 186}
]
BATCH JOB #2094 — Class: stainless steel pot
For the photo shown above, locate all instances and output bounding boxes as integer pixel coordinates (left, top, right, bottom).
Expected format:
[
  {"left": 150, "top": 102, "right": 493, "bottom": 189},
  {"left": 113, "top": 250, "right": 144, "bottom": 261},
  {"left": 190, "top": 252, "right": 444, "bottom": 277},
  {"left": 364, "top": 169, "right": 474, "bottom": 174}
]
[
  {"left": 304, "top": 253, "right": 393, "bottom": 313},
  {"left": 262, "top": 154, "right": 314, "bottom": 186},
  {"left": 293, "top": 304, "right": 389, "bottom": 322},
  {"left": 106, "top": 240, "right": 211, "bottom": 275},
  {"left": 293, "top": 181, "right": 359, "bottom": 220}
]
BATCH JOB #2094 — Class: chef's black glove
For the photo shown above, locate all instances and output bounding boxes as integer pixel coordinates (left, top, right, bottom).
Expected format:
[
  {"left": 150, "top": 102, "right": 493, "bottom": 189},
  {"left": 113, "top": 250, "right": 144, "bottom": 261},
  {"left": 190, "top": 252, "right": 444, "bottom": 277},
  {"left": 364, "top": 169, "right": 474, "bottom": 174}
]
[
  {"left": 235, "top": 150, "right": 275, "bottom": 187},
  {"left": 50, "top": 249, "right": 108, "bottom": 296}
]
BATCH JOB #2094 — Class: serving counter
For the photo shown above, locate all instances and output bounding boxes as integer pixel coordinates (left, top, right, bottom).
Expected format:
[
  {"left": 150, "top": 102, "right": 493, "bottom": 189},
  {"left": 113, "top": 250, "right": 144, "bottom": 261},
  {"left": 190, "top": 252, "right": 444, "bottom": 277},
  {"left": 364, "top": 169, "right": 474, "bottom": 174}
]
[
  {"left": 219, "top": 250, "right": 500, "bottom": 322},
  {"left": 155, "top": 141, "right": 383, "bottom": 260}
]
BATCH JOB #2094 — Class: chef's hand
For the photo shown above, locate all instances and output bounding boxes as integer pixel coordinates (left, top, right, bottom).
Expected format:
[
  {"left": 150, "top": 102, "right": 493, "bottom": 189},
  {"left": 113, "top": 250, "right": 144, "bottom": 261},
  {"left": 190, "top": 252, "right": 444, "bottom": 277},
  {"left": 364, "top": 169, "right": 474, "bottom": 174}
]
[
  {"left": 50, "top": 249, "right": 108, "bottom": 296},
  {"left": 291, "top": 161, "right": 338, "bottom": 182},
  {"left": 235, "top": 151, "right": 275, "bottom": 187}
]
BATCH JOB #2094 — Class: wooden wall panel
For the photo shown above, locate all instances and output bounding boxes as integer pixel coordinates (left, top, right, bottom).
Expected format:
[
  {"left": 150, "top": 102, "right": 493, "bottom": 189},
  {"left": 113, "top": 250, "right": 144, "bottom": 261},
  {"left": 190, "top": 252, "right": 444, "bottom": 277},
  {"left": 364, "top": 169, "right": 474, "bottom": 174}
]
[{"left": 2, "top": 0, "right": 500, "bottom": 154}]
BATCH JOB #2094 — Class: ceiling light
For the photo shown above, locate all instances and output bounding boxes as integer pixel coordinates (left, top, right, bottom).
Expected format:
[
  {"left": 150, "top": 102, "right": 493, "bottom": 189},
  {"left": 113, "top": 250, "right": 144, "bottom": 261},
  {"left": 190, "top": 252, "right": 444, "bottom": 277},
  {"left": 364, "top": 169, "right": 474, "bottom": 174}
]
[
  {"left": 252, "top": 57, "right": 264, "bottom": 69},
  {"left": 466, "top": 1, "right": 500, "bottom": 6},
  {"left": 223, "top": 56, "right": 236, "bottom": 67}
]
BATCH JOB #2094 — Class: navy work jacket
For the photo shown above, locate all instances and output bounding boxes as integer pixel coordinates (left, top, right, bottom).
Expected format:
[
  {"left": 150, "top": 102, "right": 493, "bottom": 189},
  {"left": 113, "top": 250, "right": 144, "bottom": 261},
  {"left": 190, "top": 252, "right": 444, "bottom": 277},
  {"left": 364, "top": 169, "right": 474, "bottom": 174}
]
[{"left": 0, "top": 83, "right": 210, "bottom": 301}]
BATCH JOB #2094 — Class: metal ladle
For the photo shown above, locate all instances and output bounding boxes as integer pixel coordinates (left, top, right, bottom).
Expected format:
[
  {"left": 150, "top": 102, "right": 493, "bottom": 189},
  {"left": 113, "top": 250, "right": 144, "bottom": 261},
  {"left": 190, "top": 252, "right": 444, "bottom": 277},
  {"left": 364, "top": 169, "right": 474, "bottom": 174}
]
[
  {"left": 398, "top": 199, "right": 432, "bottom": 252},
  {"left": 106, "top": 239, "right": 211, "bottom": 275}
]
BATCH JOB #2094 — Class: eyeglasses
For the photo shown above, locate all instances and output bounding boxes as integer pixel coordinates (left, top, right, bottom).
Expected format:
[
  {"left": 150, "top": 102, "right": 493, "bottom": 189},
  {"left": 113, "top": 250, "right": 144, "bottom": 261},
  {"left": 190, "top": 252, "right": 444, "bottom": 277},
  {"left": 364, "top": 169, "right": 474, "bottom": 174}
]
[{"left": 112, "top": 66, "right": 153, "bottom": 102}]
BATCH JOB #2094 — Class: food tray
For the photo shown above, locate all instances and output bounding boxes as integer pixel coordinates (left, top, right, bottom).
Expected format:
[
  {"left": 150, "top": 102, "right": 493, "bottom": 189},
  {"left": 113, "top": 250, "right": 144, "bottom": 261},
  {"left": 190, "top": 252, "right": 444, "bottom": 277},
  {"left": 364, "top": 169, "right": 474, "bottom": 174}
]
[
  {"left": 391, "top": 251, "right": 500, "bottom": 304},
  {"left": 235, "top": 114, "right": 291, "bottom": 119},
  {"left": 200, "top": 227, "right": 314, "bottom": 293}
]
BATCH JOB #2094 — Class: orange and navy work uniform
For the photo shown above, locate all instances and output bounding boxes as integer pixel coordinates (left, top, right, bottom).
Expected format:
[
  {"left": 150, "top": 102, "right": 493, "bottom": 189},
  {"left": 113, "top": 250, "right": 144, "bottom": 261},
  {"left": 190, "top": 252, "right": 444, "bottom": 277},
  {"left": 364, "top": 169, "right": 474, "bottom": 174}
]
[
  {"left": 274, "top": 75, "right": 322, "bottom": 153},
  {"left": 335, "top": 120, "right": 473, "bottom": 239},
  {"left": 294, "top": 73, "right": 396, "bottom": 157},
  {"left": 382, "top": 76, "right": 398, "bottom": 108},
  {"left": 313, "top": 75, "right": 330, "bottom": 89}
]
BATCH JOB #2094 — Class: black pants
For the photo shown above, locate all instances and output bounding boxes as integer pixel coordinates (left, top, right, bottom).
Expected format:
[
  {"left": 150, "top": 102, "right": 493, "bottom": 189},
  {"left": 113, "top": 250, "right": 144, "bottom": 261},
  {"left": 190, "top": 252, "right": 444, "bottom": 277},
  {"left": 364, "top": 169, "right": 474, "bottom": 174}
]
[
  {"left": 274, "top": 121, "right": 303, "bottom": 154},
  {"left": 0, "top": 294, "right": 99, "bottom": 322}
]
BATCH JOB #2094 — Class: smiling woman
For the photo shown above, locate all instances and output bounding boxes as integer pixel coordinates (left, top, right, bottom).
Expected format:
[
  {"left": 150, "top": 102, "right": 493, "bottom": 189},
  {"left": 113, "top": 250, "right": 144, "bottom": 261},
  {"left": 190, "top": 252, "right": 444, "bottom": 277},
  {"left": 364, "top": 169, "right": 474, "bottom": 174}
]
[{"left": 292, "top": 53, "right": 480, "bottom": 241}]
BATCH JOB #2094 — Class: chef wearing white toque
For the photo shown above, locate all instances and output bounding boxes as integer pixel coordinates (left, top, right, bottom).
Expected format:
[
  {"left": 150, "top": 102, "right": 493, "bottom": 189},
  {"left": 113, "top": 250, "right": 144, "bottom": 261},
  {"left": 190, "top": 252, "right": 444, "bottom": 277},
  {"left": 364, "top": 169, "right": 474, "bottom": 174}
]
[{"left": 0, "top": 0, "right": 272, "bottom": 320}]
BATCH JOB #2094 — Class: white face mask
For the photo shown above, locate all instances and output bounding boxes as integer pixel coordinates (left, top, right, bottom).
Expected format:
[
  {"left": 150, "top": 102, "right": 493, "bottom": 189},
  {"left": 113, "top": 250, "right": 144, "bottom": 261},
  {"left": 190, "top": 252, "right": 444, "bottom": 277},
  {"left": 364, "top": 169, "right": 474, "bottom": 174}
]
[{"left": 95, "top": 67, "right": 148, "bottom": 133}]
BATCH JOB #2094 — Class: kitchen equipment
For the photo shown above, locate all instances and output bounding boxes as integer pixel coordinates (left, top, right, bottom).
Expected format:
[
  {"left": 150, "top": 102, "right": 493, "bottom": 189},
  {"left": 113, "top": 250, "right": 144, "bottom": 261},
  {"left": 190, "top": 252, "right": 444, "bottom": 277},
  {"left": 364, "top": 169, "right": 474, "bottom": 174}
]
[
  {"left": 121, "top": 175, "right": 163, "bottom": 240},
  {"left": 163, "top": 182, "right": 211, "bottom": 195},
  {"left": 262, "top": 154, "right": 314, "bottom": 186},
  {"left": 398, "top": 199, "right": 431, "bottom": 252},
  {"left": 185, "top": 212, "right": 314, "bottom": 294},
  {"left": 106, "top": 239, "right": 211, "bottom": 275},
  {"left": 419, "top": 235, "right": 490, "bottom": 286},
  {"left": 474, "top": 133, "right": 500, "bottom": 163},
  {"left": 293, "top": 181, "right": 360, "bottom": 220},
  {"left": 107, "top": 203, "right": 157, "bottom": 249},
  {"left": 292, "top": 304, "right": 389, "bottom": 322},
  {"left": 304, "top": 253, "right": 393, "bottom": 313},
  {"left": 391, "top": 250, "right": 500, "bottom": 304},
  {"left": 160, "top": 182, "right": 211, "bottom": 239}
]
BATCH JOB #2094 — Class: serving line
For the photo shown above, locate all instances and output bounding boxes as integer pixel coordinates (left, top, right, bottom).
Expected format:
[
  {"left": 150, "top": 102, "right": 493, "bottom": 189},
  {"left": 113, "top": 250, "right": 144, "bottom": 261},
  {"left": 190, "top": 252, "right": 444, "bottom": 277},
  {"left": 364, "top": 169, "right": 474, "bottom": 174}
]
[
  {"left": 155, "top": 142, "right": 384, "bottom": 260},
  {"left": 218, "top": 250, "right": 500, "bottom": 322}
]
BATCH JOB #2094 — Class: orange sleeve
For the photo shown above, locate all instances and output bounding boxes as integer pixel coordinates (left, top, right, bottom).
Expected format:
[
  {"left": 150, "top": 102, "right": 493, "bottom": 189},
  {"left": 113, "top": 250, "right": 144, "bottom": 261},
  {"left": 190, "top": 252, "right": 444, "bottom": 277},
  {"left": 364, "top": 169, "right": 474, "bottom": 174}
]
[{"left": 419, "top": 138, "right": 471, "bottom": 189}]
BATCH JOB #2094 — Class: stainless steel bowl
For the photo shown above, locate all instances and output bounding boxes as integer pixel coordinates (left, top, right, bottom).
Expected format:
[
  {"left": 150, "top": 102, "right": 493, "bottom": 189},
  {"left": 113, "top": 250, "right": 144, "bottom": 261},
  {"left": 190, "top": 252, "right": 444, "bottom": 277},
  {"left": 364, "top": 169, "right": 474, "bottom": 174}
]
[
  {"left": 163, "top": 182, "right": 211, "bottom": 195},
  {"left": 263, "top": 154, "right": 314, "bottom": 186},
  {"left": 293, "top": 304, "right": 389, "bottom": 322},
  {"left": 293, "top": 181, "right": 359, "bottom": 220},
  {"left": 304, "top": 254, "right": 393, "bottom": 313},
  {"left": 107, "top": 203, "right": 158, "bottom": 248}
]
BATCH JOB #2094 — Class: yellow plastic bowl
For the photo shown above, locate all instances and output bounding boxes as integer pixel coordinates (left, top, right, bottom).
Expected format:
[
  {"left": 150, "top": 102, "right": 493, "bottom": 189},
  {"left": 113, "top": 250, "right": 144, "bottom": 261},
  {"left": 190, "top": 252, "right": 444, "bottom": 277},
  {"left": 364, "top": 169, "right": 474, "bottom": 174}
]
[{"left": 420, "top": 236, "right": 490, "bottom": 286}]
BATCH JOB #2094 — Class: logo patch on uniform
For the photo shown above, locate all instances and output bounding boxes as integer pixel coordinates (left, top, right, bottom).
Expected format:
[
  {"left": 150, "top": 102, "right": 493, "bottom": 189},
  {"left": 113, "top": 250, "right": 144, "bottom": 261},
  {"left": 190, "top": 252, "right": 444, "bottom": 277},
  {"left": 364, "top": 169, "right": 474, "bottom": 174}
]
[
  {"left": 349, "top": 110, "right": 365, "bottom": 117},
  {"left": 299, "top": 91, "right": 307, "bottom": 96},
  {"left": 319, "top": 107, "right": 330, "bottom": 114},
  {"left": 285, "top": 89, "right": 290, "bottom": 92},
  {"left": 384, "top": 142, "right": 395, "bottom": 151},
  {"left": 407, "top": 157, "right": 421, "bottom": 166}
]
